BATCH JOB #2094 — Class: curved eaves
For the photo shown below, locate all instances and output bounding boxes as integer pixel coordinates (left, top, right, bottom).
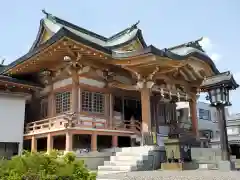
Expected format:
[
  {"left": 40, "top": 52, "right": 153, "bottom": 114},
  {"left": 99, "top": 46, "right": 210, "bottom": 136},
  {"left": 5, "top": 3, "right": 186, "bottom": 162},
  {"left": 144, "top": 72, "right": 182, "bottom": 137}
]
[
  {"left": 62, "top": 27, "right": 112, "bottom": 54},
  {"left": 107, "top": 29, "right": 147, "bottom": 49},
  {"left": 29, "top": 19, "right": 45, "bottom": 52},
  {"left": 112, "top": 45, "right": 219, "bottom": 75},
  {"left": 2, "top": 28, "right": 67, "bottom": 74},
  {"left": 112, "top": 45, "right": 164, "bottom": 59},
  {"left": 1, "top": 27, "right": 112, "bottom": 74},
  {"left": 54, "top": 16, "right": 108, "bottom": 41},
  {"left": 164, "top": 50, "right": 219, "bottom": 74},
  {"left": 137, "top": 29, "right": 147, "bottom": 48},
  {"left": 0, "top": 75, "right": 43, "bottom": 88}
]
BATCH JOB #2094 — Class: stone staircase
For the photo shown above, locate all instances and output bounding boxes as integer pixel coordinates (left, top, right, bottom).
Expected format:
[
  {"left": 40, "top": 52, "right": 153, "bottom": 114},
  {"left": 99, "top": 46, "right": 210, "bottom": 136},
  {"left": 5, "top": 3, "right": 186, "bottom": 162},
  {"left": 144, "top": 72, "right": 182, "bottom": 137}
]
[{"left": 97, "top": 146, "right": 164, "bottom": 180}]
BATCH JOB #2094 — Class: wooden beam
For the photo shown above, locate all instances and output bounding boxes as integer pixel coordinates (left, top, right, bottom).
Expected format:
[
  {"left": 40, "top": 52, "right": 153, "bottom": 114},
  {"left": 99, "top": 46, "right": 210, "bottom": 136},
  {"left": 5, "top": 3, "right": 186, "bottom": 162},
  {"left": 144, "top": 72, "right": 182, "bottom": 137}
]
[
  {"left": 180, "top": 66, "right": 195, "bottom": 81},
  {"left": 188, "top": 57, "right": 214, "bottom": 76},
  {"left": 112, "top": 55, "right": 156, "bottom": 66},
  {"left": 108, "top": 81, "right": 137, "bottom": 91},
  {"left": 155, "top": 74, "right": 201, "bottom": 88}
]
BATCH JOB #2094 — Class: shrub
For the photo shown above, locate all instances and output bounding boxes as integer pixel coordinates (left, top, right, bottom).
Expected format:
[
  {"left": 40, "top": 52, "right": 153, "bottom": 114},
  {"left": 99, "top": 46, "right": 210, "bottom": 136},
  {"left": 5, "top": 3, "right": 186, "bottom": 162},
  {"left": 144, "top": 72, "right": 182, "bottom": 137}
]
[{"left": 0, "top": 150, "right": 96, "bottom": 180}]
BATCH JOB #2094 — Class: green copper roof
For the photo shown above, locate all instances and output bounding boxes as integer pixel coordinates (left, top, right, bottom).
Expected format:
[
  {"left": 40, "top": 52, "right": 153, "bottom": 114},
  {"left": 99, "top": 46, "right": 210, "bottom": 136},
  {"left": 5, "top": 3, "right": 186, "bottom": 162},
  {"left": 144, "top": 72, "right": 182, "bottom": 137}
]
[
  {"left": 30, "top": 10, "right": 147, "bottom": 51},
  {"left": 1, "top": 10, "right": 220, "bottom": 76}
]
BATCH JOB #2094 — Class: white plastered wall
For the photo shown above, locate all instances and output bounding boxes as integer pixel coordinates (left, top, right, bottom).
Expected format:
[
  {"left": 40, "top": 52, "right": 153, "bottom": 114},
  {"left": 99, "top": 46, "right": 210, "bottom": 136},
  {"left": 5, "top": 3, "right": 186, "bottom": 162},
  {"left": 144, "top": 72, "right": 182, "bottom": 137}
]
[{"left": 0, "top": 93, "right": 26, "bottom": 155}]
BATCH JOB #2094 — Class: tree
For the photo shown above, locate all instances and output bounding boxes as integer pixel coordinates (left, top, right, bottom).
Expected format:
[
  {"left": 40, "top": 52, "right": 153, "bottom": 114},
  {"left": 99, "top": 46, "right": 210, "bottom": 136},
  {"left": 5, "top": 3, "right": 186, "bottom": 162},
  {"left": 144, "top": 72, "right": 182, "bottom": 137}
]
[{"left": 0, "top": 150, "right": 96, "bottom": 180}]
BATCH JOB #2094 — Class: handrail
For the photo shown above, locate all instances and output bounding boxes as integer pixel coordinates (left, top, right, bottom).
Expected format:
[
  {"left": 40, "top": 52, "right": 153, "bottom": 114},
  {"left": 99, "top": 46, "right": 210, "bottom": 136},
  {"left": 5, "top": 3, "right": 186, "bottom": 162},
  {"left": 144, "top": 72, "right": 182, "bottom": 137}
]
[
  {"left": 25, "top": 113, "right": 140, "bottom": 134},
  {"left": 112, "top": 119, "right": 141, "bottom": 134}
]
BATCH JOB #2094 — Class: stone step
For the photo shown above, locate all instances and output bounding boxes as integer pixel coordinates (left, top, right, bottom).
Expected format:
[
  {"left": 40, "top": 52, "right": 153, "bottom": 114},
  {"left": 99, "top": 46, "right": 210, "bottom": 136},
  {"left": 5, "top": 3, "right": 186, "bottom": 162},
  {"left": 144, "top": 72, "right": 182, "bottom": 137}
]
[
  {"left": 98, "top": 165, "right": 137, "bottom": 171},
  {"left": 104, "top": 160, "right": 143, "bottom": 166},
  {"left": 110, "top": 155, "right": 143, "bottom": 161},
  {"left": 120, "top": 146, "right": 156, "bottom": 153},
  {"left": 115, "top": 151, "right": 149, "bottom": 156},
  {"left": 199, "top": 163, "right": 218, "bottom": 170}
]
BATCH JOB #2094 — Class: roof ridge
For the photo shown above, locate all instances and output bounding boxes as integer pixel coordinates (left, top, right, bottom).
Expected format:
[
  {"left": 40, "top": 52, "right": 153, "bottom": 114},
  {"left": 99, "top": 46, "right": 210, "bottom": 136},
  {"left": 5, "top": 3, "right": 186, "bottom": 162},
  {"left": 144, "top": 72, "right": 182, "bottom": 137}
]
[
  {"left": 42, "top": 9, "right": 108, "bottom": 41},
  {"left": 42, "top": 10, "right": 141, "bottom": 43},
  {"left": 167, "top": 37, "right": 204, "bottom": 52},
  {"left": 107, "top": 20, "right": 140, "bottom": 41}
]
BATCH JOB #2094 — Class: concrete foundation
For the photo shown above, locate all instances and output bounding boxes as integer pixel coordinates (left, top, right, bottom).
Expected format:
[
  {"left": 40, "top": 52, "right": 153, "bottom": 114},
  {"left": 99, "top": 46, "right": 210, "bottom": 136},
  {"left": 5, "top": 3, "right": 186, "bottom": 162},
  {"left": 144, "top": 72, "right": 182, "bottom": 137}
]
[{"left": 218, "top": 160, "right": 233, "bottom": 171}]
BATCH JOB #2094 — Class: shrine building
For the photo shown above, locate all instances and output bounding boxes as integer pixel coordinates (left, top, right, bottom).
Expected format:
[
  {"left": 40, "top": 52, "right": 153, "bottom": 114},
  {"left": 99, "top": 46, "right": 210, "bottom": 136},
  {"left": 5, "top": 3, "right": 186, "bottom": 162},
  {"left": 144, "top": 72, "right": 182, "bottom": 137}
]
[{"left": 0, "top": 10, "right": 219, "bottom": 155}]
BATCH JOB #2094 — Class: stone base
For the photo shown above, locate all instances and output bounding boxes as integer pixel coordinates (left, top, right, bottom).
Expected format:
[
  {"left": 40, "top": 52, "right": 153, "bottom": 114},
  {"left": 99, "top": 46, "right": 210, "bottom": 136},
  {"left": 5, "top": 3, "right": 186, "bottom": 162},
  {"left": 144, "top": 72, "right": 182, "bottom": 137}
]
[
  {"left": 198, "top": 163, "right": 218, "bottom": 170},
  {"left": 218, "top": 160, "right": 232, "bottom": 171},
  {"left": 161, "top": 162, "right": 198, "bottom": 170}
]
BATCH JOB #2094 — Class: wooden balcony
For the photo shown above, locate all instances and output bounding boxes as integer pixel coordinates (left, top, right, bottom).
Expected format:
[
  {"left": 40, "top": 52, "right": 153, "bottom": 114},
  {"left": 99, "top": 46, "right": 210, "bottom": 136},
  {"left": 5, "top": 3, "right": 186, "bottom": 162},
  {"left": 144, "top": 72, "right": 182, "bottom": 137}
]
[{"left": 24, "top": 112, "right": 141, "bottom": 135}]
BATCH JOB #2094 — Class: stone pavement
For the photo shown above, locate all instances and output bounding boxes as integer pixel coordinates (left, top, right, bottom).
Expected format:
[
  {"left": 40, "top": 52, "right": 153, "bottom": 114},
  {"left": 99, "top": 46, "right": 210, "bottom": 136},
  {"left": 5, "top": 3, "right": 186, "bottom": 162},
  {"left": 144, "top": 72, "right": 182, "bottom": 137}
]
[{"left": 98, "top": 170, "right": 239, "bottom": 180}]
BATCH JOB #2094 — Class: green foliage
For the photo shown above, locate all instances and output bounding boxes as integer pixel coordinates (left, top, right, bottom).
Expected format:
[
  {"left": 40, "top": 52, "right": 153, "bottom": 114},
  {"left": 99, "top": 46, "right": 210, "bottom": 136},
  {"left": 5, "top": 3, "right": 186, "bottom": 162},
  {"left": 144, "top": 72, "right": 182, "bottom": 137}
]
[{"left": 0, "top": 150, "right": 96, "bottom": 180}]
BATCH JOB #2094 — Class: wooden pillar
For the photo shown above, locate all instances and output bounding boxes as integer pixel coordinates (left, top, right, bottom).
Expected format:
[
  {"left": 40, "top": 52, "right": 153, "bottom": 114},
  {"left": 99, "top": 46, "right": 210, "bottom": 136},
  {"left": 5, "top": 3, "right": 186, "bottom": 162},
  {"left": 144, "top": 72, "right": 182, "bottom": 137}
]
[
  {"left": 109, "top": 93, "right": 113, "bottom": 129},
  {"left": 189, "top": 97, "right": 199, "bottom": 137},
  {"left": 141, "top": 87, "right": 151, "bottom": 132},
  {"left": 112, "top": 135, "right": 118, "bottom": 148},
  {"left": 31, "top": 136, "right": 37, "bottom": 152},
  {"left": 47, "top": 133, "right": 53, "bottom": 153},
  {"left": 104, "top": 94, "right": 110, "bottom": 128},
  {"left": 91, "top": 133, "right": 97, "bottom": 151},
  {"left": 65, "top": 131, "right": 73, "bottom": 152},
  {"left": 72, "top": 69, "right": 79, "bottom": 113},
  {"left": 79, "top": 87, "right": 82, "bottom": 113}
]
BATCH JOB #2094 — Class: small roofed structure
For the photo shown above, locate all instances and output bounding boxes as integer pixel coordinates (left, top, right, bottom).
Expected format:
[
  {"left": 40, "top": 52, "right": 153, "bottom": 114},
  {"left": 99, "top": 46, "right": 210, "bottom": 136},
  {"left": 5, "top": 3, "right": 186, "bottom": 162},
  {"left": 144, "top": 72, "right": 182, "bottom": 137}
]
[
  {"left": 201, "top": 71, "right": 239, "bottom": 90},
  {"left": 201, "top": 71, "right": 239, "bottom": 106},
  {"left": 201, "top": 71, "right": 239, "bottom": 162}
]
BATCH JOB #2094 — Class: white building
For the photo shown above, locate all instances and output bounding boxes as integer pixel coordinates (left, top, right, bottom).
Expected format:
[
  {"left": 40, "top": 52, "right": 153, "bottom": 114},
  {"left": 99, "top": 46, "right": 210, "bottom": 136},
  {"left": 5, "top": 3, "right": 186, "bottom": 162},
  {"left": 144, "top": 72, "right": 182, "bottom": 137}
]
[
  {"left": 211, "top": 113, "right": 240, "bottom": 158},
  {"left": 0, "top": 92, "right": 27, "bottom": 158},
  {"left": 176, "top": 101, "right": 222, "bottom": 139}
]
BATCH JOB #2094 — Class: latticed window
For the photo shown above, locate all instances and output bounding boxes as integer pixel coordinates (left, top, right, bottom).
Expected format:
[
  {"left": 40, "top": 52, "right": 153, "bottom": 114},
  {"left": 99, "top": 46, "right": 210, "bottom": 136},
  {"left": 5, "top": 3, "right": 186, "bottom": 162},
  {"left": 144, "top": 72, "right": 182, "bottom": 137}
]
[
  {"left": 55, "top": 91, "right": 71, "bottom": 114},
  {"left": 81, "top": 91, "right": 105, "bottom": 114}
]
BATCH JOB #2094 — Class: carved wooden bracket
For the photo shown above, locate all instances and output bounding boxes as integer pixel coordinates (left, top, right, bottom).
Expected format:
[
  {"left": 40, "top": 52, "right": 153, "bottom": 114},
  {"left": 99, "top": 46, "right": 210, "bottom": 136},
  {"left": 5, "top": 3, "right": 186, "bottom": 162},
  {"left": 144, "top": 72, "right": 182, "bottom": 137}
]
[
  {"left": 64, "top": 52, "right": 83, "bottom": 68},
  {"left": 63, "top": 112, "right": 77, "bottom": 128},
  {"left": 63, "top": 53, "right": 85, "bottom": 79},
  {"left": 147, "top": 66, "right": 159, "bottom": 81},
  {"left": 134, "top": 67, "right": 160, "bottom": 90},
  {"left": 136, "top": 80, "right": 155, "bottom": 89},
  {"left": 39, "top": 70, "right": 53, "bottom": 85}
]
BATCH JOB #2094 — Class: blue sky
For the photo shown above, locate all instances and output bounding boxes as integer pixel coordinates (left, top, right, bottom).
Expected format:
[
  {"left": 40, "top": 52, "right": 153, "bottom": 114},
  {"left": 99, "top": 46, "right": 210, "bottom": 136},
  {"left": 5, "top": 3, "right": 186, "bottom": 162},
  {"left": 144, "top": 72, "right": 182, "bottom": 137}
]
[{"left": 1, "top": 0, "right": 240, "bottom": 113}]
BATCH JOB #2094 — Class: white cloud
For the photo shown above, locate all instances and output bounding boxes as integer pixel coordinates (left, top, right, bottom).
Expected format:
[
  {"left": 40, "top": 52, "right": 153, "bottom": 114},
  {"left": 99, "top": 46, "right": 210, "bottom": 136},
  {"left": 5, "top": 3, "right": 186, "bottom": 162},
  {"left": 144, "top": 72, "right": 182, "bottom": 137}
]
[
  {"left": 199, "top": 37, "right": 213, "bottom": 51},
  {"left": 210, "top": 53, "right": 221, "bottom": 63},
  {"left": 233, "top": 72, "right": 240, "bottom": 84},
  {"left": 199, "top": 37, "right": 221, "bottom": 63}
]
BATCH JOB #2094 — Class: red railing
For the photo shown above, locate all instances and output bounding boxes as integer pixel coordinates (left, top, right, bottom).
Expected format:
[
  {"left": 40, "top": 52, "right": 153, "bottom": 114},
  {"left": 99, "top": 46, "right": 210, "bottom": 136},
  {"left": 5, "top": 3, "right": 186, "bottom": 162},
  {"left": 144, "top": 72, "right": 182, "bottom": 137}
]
[
  {"left": 24, "top": 113, "right": 141, "bottom": 135},
  {"left": 112, "top": 119, "right": 141, "bottom": 134}
]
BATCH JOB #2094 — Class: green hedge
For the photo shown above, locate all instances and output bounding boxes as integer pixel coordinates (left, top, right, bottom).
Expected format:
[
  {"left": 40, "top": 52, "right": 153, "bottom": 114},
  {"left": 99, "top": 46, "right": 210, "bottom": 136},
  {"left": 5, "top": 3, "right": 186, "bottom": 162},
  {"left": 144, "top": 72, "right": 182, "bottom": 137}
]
[{"left": 0, "top": 151, "right": 96, "bottom": 180}]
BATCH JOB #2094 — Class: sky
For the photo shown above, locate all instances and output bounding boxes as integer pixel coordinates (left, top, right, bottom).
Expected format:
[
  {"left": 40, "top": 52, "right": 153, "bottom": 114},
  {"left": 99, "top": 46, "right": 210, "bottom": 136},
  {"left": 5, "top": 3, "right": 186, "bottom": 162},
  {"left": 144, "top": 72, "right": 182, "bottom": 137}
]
[{"left": 1, "top": 0, "right": 240, "bottom": 113}]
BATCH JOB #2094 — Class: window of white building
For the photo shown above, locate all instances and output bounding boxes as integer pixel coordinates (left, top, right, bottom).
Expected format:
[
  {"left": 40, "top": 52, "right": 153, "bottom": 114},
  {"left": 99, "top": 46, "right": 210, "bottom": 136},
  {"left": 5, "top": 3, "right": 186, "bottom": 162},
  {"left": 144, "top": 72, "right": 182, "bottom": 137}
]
[{"left": 198, "top": 108, "right": 211, "bottom": 121}]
